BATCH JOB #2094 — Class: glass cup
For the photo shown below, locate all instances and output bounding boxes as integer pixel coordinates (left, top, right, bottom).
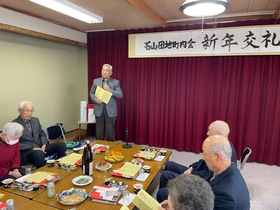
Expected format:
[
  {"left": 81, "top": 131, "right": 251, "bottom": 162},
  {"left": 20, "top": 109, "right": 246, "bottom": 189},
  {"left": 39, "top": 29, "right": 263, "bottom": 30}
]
[
  {"left": 138, "top": 168, "right": 145, "bottom": 180},
  {"left": 25, "top": 167, "right": 32, "bottom": 175},
  {"left": 122, "top": 190, "right": 130, "bottom": 205}
]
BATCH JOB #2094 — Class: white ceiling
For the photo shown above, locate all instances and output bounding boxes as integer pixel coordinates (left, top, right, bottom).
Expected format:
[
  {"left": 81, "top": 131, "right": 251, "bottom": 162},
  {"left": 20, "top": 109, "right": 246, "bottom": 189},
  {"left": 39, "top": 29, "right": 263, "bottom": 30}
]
[{"left": 0, "top": 0, "right": 280, "bottom": 33}]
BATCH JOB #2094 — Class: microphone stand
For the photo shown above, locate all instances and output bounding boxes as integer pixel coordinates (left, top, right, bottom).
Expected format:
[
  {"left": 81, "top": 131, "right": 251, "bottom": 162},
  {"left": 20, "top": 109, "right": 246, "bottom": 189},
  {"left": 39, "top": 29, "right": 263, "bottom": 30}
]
[{"left": 122, "top": 127, "right": 132, "bottom": 148}]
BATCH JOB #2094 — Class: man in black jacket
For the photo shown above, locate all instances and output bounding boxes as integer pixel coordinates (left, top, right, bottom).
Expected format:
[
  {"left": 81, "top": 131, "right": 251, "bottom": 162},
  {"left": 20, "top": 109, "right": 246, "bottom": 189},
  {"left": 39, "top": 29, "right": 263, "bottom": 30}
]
[
  {"left": 13, "top": 101, "right": 66, "bottom": 169},
  {"left": 158, "top": 134, "right": 250, "bottom": 210},
  {"left": 157, "top": 120, "right": 237, "bottom": 202}
]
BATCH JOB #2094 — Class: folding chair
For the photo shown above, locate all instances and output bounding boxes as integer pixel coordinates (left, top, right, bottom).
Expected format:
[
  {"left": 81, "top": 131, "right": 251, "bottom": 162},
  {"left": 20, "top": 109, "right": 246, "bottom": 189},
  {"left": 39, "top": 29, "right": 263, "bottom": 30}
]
[
  {"left": 237, "top": 147, "right": 252, "bottom": 171},
  {"left": 46, "top": 123, "right": 67, "bottom": 143}
]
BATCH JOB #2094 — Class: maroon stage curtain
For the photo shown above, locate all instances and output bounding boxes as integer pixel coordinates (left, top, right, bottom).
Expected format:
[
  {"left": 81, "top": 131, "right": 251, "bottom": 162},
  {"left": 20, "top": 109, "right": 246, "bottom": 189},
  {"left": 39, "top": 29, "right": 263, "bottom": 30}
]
[{"left": 87, "top": 20, "right": 280, "bottom": 165}]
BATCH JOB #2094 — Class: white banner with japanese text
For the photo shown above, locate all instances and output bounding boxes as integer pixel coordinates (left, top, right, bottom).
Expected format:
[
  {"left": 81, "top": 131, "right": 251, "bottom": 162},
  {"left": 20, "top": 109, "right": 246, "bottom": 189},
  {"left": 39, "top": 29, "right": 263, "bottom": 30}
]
[{"left": 128, "top": 25, "right": 280, "bottom": 58}]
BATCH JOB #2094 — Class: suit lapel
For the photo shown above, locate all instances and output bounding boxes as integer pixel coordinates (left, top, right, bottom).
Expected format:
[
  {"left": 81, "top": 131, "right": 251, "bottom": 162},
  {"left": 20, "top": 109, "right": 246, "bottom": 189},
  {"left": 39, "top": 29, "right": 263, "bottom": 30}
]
[
  {"left": 210, "top": 164, "right": 233, "bottom": 186},
  {"left": 16, "top": 116, "right": 34, "bottom": 139}
]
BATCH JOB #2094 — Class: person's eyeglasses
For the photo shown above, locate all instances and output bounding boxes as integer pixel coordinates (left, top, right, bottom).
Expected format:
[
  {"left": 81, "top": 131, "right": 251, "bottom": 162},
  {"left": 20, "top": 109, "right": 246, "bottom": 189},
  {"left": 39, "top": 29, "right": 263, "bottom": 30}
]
[{"left": 22, "top": 109, "right": 35, "bottom": 113}]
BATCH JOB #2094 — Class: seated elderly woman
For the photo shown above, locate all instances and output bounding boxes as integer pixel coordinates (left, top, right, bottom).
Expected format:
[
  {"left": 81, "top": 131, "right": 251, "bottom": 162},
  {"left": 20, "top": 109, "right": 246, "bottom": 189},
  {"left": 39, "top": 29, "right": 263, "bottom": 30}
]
[{"left": 0, "top": 122, "right": 25, "bottom": 183}]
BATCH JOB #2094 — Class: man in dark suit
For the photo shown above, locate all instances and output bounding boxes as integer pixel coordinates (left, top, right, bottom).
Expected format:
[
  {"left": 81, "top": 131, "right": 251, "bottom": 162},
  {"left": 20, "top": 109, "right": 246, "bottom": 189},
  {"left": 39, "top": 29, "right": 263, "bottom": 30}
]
[
  {"left": 202, "top": 135, "right": 250, "bottom": 209},
  {"left": 13, "top": 101, "right": 66, "bottom": 169},
  {"left": 157, "top": 120, "right": 237, "bottom": 202},
  {"left": 158, "top": 135, "right": 250, "bottom": 210},
  {"left": 89, "top": 64, "right": 123, "bottom": 141}
]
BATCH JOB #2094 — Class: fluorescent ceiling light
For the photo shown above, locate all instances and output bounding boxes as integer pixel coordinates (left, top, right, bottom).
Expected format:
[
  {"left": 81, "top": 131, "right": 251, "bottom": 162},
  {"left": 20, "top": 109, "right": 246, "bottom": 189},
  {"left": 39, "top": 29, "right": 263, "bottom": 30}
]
[
  {"left": 180, "top": 0, "right": 230, "bottom": 17},
  {"left": 29, "top": 0, "right": 103, "bottom": 23}
]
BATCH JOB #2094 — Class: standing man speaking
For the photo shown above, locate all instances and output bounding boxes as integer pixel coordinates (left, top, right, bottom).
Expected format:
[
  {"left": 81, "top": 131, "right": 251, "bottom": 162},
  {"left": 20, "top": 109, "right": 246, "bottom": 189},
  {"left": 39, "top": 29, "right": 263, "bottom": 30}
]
[{"left": 90, "top": 64, "right": 123, "bottom": 141}]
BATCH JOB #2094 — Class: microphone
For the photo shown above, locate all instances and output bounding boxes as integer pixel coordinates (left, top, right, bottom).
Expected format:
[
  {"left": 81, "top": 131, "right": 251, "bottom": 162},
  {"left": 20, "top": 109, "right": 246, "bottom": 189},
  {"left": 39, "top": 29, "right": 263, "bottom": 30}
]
[
  {"left": 102, "top": 79, "right": 108, "bottom": 89},
  {"left": 122, "top": 127, "right": 132, "bottom": 149}
]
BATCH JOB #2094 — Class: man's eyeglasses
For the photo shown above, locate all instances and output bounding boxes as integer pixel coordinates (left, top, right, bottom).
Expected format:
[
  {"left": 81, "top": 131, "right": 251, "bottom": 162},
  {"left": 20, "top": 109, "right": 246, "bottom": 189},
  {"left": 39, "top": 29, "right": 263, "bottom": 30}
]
[{"left": 21, "top": 109, "right": 35, "bottom": 113}]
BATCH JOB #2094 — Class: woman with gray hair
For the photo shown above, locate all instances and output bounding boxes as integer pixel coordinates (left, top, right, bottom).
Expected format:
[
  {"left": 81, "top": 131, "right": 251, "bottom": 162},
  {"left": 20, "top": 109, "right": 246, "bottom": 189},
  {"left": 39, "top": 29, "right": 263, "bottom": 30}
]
[{"left": 0, "top": 122, "right": 25, "bottom": 183}]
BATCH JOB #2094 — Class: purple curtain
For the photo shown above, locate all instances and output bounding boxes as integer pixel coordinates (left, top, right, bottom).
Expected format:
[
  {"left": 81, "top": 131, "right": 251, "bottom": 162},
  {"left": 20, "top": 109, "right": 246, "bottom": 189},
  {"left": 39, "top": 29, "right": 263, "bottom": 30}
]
[{"left": 87, "top": 19, "right": 280, "bottom": 165}]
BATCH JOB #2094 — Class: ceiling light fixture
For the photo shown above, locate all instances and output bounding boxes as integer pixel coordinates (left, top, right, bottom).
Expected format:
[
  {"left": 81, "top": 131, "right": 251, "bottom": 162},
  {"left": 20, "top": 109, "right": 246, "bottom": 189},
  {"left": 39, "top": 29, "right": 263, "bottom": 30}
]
[
  {"left": 29, "top": 0, "right": 103, "bottom": 23},
  {"left": 179, "top": 0, "right": 230, "bottom": 17}
]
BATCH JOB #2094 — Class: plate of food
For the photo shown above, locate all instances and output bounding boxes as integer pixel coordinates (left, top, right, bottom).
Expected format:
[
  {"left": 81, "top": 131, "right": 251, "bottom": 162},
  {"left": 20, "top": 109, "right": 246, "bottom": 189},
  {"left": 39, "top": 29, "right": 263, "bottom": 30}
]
[
  {"left": 105, "top": 155, "right": 124, "bottom": 163},
  {"left": 72, "top": 175, "right": 93, "bottom": 186},
  {"left": 96, "top": 161, "right": 112, "bottom": 171},
  {"left": 56, "top": 188, "right": 87, "bottom": 205},
  {"left": 104, "top": 150, "right": 124, "bottom": 163},
  {"left": 1, "top": 178, "right": 14, "bottom": 185},
  {"left": 131, "top": 158, "right": 144, "bottom": 165},
  {"left": 1, "top": 178, "right": 14, "bottom": 188}
]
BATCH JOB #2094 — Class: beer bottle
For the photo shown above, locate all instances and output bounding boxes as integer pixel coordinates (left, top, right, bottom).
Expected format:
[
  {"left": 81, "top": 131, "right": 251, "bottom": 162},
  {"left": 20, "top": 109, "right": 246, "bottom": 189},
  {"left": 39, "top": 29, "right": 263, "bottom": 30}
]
[{"left": 82, "top": 140, "right": 93, "bottom": 176}]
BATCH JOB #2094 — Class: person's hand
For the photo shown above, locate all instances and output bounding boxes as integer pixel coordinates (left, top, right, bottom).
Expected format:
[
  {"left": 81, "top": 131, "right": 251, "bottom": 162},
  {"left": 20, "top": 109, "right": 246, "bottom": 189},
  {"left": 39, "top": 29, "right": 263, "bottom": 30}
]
[
  {"left": 158, "top": 200, "right": 170, "bottom": 210},
  {"left": 9, "top": 169, "right": 22, "bottom": 178},
  {"left": 33, "top": 147, "right": 46, "bottom": 153},
  {"left": 184, "top": 166, "right": 193, "bottom": 174},
  {"left": 41, "top": 144, "right": 46, "bottom": 153},
  {"left": 104, "top": 84, "right": 111, "bottom": 92},
  {"left": 95, "top": 98, "right": 103, "bottom": 104}
]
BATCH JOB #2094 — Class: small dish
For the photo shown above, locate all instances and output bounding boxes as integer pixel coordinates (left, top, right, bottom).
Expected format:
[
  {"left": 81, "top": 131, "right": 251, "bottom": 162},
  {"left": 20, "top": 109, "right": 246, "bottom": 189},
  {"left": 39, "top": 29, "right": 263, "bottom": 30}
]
[
  {"left": 131, "top": 158, "right": 144, "bottom": 165},
  {"left": 142, "top": 165, "right": 151, "bottom": 173},
  {"left": 73, "top": 147, "right": 82, "bottom": 153},
  {"left": 72, "top": 175, "right": 93, "bottom": 186},
  {"left": 95, "top": 161, "right": 112, "bottom": 172},
  {"left": 133, "top": 183, "right": 143, "bottom": 194},
  {"left": 160, "top": 149, "right": 167, "bottom": 156},
  {"left": 2, "top": 178, "right": 14, "bottom": 188},
  {"left": 33, "top": 184, "right": 39, "bottom": 191},
  {"left": 2, "top": 178, "right": 14, "bottom": 184},
  {"left": 47, "top": 159, "right": 56, "bottom": 167}
]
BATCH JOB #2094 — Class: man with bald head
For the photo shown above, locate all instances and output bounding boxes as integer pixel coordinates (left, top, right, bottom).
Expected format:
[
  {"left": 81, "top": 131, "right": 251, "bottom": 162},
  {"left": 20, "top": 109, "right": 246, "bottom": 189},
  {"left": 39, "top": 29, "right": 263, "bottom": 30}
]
[
  {"left": 157, "top": 120, "right": 237, "bottom": 202},
  {"left": 207, "top": 120, "right": 237, "bottom": 162},
  {"left": 202, "top": 135, "right": 250, "bottom": 209}
]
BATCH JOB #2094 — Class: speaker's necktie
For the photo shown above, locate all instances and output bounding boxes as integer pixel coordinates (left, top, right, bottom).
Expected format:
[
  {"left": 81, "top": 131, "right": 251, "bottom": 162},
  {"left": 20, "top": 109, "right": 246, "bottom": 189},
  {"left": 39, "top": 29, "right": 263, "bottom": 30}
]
[{"left": 26, "top": 121, "right": 32, "bottom": 132}]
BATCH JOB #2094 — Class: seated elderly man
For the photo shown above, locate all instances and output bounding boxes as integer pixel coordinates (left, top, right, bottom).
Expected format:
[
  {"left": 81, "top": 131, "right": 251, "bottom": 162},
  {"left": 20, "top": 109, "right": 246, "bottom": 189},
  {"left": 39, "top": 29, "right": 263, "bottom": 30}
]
[
  {"left": 159, "top": 135, "right": 250, "bottom": 210},
  {"left": 157, "top": 120, "right": 237, "bottom": 203},
  {"left": 158, "top": 174, "right": 214, "bottom": 210},
  {"left": 202, "top": 135, "right": 250, "bottom": 209},
  {"left": 13, "top": 101, "right": 66, "bottom": 169}
]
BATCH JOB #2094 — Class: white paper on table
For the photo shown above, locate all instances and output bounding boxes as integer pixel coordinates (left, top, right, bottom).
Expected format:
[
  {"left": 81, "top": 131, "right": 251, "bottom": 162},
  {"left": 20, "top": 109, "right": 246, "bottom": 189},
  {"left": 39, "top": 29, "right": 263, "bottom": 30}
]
[
  {"left": 136, "top": 173, "right": 150, "bottom": 181},
  {"left": 15, "top": 174, "right": 31, "bottom": 183},
  {"left": 93, "top": 186, "right": 119, "bottom": 199},
  {"left": 154, "top": 155, "right": 165, "bottom": 161},
  {"left": 118, "top": 193, "right": 136, "bottom": 206}
]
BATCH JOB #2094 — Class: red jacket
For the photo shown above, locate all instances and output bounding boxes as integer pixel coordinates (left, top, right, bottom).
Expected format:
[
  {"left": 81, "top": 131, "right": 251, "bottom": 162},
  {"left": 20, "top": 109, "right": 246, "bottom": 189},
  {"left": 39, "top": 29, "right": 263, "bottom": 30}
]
[{"left": 0, "top": 139, "right": 20, "bottom": 178}]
